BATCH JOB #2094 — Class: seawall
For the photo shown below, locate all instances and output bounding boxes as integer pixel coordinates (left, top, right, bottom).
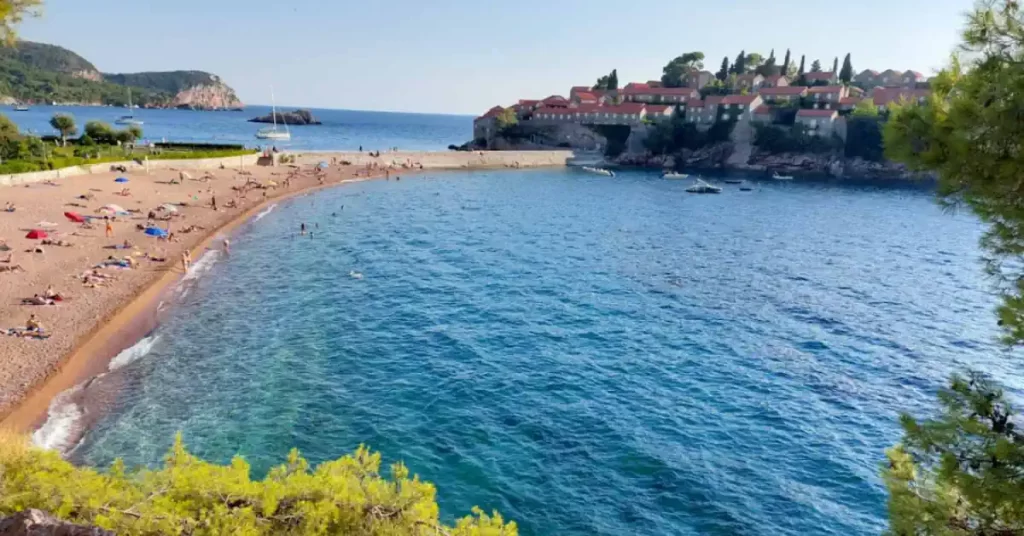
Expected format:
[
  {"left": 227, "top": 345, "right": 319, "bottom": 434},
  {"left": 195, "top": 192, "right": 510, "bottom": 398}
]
[
  {"left": 0, "top": 154, "right": 260, "bottom": 187},
  {"left": 287, "top": 150, "right": 573, "bottom": 170}
]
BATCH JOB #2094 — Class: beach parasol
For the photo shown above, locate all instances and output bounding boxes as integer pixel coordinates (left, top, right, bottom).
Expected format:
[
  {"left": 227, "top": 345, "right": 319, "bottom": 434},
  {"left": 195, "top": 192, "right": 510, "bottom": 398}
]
[
  {"left": 144, "top": 227, "right": 168, "bottom": 238},
  {"left": 115, "top": 177, "right": 129, "bottom": 183},
  {"left": 318, "top": 161, "right": 329, "bottom": 169},
  {"left": 158, "top": 204, "right": 179, "bottom": 213},
  {"left": 25, "top": 229, "right": 48, "bottom": 239},
  {"left": 63, "top": 212, "right": 85, "bottom": 223},
  {"left": 99, "top": 204, "right": 128, "bottom": 214}
]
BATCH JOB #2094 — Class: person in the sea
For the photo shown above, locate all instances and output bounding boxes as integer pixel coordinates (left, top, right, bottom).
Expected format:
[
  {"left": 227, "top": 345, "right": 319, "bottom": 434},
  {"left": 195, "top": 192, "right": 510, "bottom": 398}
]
[
  {"left": 300, "top": 223, "right": 307, "bottom": 235},
  {"left": 181, "top": 251, "right": 191, "bottom": 272},
  {"left": 223, "top": 238, "right": 230, "bottom": 255}
]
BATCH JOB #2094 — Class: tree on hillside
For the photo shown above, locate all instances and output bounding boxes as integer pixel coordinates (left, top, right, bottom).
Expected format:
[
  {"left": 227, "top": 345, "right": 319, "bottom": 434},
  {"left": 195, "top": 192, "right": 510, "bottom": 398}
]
[
  {"left": 757, "top": 49, "right": 778, "bottom": 76},
  {"left": 810, "top": 59, "right": 822, "bottom": 72},
  {"left": 782, "top": 49, "right": 791, "bottom": 76},
  {"left": 839, "top": 53, "right": 853, "bottom": 84},
  {"left": 732, "top": 50, "right": 746, "bottom": 74},
  {"left": 608, "top": 69, "right": 618, "bottom": 90},
  {"left": 796, "top": 55, "right": 807, "bottom": 85},
  {"left": 84, "top": 120, "right": 115, "bottom": 144},
  {"left": 745, "top": 52, "right": 764, "bottom": 73},
  {"left": 882, "top": 1, "right": 1024, "bottom": 533},
  {"left": 0, "top": 0, "right": 41, "bottom": 45},
  {"left": 0, "top": 112, "right": 19, "bottom": 144},
  {"left": 48, "top": 113, "right": 75, "bottom": 146},
  {"left": 851, "top": 98, "right": 876, "bottom": 118},
  {"left": 716, "top": 56, "right": 729, "bottom": 82},
  {"left": 661, "top": 52, "right": 705, "bottom": 87},
  {"left": 831, "top": 57, "right": 838, "bottom": 73}
]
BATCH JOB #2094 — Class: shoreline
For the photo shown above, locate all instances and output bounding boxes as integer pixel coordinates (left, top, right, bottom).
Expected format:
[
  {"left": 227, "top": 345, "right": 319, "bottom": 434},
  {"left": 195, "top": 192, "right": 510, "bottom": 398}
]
[
  {"left": 0, "top": 171, "right": 386, "bottom": 434},
  {"left": 0, "top": 150, "right": 572, "bottom": 437}
]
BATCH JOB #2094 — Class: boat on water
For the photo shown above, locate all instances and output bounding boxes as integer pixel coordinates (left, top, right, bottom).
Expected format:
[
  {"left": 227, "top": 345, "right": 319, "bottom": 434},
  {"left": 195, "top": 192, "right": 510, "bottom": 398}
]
[
  {"left": 13, "top": 105, "right": 28, "bottom": 111},
  {"left": 115, "top": 88, "right": 143, "bottom": 126},
  {"left": 685, "top": 179, "right": 722, "bottom": 194},
  {"left": 581, "top": 166, "right": 615, "bottom": 177},
  {"left": 663, "top": 172, "right": 689, "bottom": 179},
  {"left": 256, "top": 86, "right": 291, "bottom": 141},
  {"left": 772, "top": 172, "right": 794, "bottom": 180},
  {"left": 739, "top": 186, "right": 753, "bottom": 191},
  {"left": 724, "top": 179, "right": 743, "bottom": 184}
]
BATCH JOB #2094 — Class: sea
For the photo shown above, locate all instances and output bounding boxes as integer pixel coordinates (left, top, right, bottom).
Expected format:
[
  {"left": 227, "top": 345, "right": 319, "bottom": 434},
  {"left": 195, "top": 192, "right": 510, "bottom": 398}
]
[
  {"left": 3, "top": 105, "right": 472, "bottom": 151},
  {"left": 15, "top": 107, "right": 1018, "bottom": 535}
]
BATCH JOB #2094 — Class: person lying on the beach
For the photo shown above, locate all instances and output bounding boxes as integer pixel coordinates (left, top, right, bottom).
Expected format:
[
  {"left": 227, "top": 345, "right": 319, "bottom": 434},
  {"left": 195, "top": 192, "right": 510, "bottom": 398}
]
[
  {"left": 44, "top": 285, "right": 64, "bottom": 301},
  {"left": 41, "top": 239, "right": 73, "bottom": 247},
  {"left": 145, "top": 253, "right": 167, "bottom": 262},
  {"left": 26, "top": 246, "right": 44, "bottom": 254},
  {"left": 3, "top": 202, "right": 14, "bottom": 212},
  {"left": 116, "top": 188, "right": 132, "bottom": 197},
  {"left": 105, "top": 240, "right": 134, "bottom": 250},
  {"left": 22, "top": 295, "right": 56, "bottom": 306},
  {"left": 96, "top": 256, "right": 132, "bottom": 269},
  {"left": 0, "top": 264, "right": 25, "bottom": 273},
  {"left": 5, "top": 327, "right": 49, "bottom": 339},
  {"left": 76, "top": 193, "right": 96, "bottom": 201}
]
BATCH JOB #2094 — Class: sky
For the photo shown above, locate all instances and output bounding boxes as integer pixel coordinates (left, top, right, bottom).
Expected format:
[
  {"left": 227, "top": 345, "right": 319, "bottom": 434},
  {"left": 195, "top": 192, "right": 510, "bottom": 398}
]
[{"left": 19, "top": 0, "right": 970, "bottom": 116}]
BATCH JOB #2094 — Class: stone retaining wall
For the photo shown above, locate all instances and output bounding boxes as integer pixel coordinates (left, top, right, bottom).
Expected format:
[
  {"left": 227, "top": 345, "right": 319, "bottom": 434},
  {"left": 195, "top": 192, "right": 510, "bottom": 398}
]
[{"left": 0, "top": 154, "right": 261, "bottom": 187}]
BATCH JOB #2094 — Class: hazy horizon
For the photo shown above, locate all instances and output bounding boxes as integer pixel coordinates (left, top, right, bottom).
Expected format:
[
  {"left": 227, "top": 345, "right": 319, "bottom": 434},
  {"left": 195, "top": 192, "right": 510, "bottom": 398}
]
[{"left": 20, "top": 0, "right": 968, "bottom": 115}]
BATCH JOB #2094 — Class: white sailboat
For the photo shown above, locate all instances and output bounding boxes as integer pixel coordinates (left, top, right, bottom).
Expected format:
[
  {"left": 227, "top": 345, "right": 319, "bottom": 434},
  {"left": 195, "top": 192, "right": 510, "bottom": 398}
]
[
  {"left": 115, "top": 88, "right": 143, "bottom": 126},
  {"left": 255, "top": 87, "right": 290, "bottom": 141}
]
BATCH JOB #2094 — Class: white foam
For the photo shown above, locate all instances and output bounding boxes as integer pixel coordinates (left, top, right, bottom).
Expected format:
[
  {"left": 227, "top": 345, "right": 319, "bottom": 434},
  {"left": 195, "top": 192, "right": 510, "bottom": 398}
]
[
  {"left": 32, "top": 384, "right": 85, "bottom": 454},
  {"left": 108, "top": 334, "right": 161, "bottom": 371},
  {"left": 253, "top": 203, "right": 278, "bottom": 222},
  {"left": 181, "top": 250, "right": 220, "bottom": 284}
]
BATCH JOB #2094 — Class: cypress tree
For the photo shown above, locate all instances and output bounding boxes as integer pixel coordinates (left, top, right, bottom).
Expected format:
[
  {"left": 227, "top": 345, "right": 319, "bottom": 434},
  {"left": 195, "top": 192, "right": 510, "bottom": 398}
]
[{"left": 839, "top": 54, "right": 853, "bottom": 84}]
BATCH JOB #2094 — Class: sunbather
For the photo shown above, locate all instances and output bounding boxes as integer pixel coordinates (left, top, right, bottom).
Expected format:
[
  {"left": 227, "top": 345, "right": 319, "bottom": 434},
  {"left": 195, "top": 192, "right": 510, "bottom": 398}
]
[
  {"left": 41, "top": 239, "right": 73, "bottom": 247},
  {"left": 3, "top": 202, "right": 14, "bottom": 212},
  {"left": 22, "top": 295, "right": 56, "bottom": 306},
  {"left": 0, "top": 264, "right": 25, "bottom": 273}
]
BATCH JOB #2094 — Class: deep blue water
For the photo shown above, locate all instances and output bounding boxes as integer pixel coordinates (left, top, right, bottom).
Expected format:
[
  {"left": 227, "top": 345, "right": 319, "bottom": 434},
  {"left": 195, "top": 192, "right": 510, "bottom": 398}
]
[
  {"left": 67, "top": 169, "right": 1014, "bottom": 535},
  {"left": 4, "top": 105, "right": 471, "bottom": 151}
]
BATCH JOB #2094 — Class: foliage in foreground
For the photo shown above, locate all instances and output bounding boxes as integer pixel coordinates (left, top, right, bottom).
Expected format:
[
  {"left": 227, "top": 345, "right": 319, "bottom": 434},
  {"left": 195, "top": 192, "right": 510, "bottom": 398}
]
[
  {"left": 884, "top": 373, "right": 1024, "bottom": 535},
  {"left": 0, "top": 433, "right": 515, "bottom": 535}
]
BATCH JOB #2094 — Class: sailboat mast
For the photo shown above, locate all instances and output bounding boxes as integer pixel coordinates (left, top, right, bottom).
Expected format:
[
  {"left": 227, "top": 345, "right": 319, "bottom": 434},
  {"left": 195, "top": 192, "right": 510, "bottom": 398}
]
[{"left": 271, "top": 86, "right": 278, "bottom": 132}]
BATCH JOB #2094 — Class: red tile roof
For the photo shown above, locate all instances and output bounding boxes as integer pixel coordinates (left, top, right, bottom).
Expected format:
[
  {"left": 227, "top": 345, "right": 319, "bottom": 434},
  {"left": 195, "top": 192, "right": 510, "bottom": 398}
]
[
  {"left": 646, "top": 80, "right": 664, "bottom": 88},
  {"left": 687, "top": 99, "right": 704, "bottom": 108},
  {"left": 518, "top": 99, "right": 539, "bottom": 107},
  {"left": 542, "top": 95, "right": 569, "bottom": 105},
  {"left": 575, "top": 92, "right": 598, "bottom": 101},
  {"left": 759, "top": 86, "right": 808, "bottom": 96},
  {"left": 570, "top": 86, "right": 590, "bottom": 94},
  {"left": 645, "top": 104, "right": 673, "bottom": 114},
  {"left": 805, "top": 72, "right": 836, "bottom": 80},
  {"left": 621, "top": 85, "right": 698, "bottom": 96},
  {"left": 606, "top": 102, "right": 647, "bottom": 114},
  {"left": 807, "top": 85, "right": 844, "bottom": 94},
  {"left": 477, "top": 106, "right": 505, "bottom": 120},
  {"left": 754, "top": 105, "right": 773, "bottom": 115},
  {"left": 763, "top": 75, "right": 788, "bottom": 85},
  {"left": 623, "top": 82, "right": 651, "bottom": 92},
  {"left": 704, "top": 95, "right": 725, "bottom": 105},
  {"left": 796, "top": 109, "right": 837, "bottom": 118},
  {"left": 839, "top": 97, "right": 862, "bottom": 105},
  {"left": 572, "top": 103, "right": 604, "bottom": 113},
  {"left": 721, "top": 94, "right": 760, "bottom": 105}
]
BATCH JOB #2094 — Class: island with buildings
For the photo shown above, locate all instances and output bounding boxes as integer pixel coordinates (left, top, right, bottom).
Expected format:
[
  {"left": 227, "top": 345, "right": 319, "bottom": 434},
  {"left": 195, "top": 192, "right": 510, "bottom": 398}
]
[{"left": 471, "top": 53, "right": 932, "bottom": 177}]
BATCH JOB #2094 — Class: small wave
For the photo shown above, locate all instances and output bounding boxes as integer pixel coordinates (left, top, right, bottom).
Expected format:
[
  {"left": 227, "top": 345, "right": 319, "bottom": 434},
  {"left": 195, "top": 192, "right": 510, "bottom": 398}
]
[
  {"left": 253, "top": 203, "right": 278, "bottom": 222},
  {"left": 32, "top": 384, "right": 85, "bottom": 454},
  {"left": 108, "top": 334, "right": 162, "bottom": 371},
  {"left": 182, "top": 250, "right": 220, "bottom": 284}
]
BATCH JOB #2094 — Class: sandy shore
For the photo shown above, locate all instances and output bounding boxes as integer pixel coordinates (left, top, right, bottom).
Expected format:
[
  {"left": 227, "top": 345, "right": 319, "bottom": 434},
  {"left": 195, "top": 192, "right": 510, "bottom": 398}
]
[{"left": 0, "top": 150, "right": 569, "bottom": 433}]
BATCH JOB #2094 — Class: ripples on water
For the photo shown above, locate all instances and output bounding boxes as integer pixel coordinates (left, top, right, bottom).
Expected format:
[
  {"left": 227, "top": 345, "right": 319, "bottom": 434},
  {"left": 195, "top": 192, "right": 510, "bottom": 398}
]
[{"left": 69, "top": 169, "right": 1012, "bottom": 535}]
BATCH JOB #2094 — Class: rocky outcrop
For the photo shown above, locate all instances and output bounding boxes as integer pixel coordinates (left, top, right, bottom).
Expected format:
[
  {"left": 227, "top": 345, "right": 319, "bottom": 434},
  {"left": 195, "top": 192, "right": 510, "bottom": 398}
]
[
  {"left": 615, "top": 142, "right": 734, "bottom": 169},
  {"left": 171, "top": 82, "right": 244, "bottom": 110},
  {"left": 0, "top": 510, "right": 113, "bottom": 536},
  {"left": 747, "top": 151, "right": 930, "bottom": 179},
  {"left": 248, "top": 109, "right": 321, "bottom": 125},
  {"left": 71, "top": 69, "right": 102, "bottom": 82}
]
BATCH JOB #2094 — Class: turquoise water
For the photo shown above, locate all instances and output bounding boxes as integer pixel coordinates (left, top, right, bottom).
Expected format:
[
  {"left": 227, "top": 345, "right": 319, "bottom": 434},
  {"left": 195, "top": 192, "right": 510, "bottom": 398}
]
[
  {"left": 5, "top": 105, "right": 471, "bottom": 151},
  {"left": 67, "top": 169, "right": 1011, "bottom": 535}
]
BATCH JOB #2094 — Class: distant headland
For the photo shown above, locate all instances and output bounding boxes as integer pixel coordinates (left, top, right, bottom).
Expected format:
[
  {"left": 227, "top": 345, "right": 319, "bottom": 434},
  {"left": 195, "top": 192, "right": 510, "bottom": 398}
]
[
  {"left": 0, "top": 41, "right": 244, "bottom": 111},
  {"left": 248, "top": 109, "right": 322, "bottom": 125}
]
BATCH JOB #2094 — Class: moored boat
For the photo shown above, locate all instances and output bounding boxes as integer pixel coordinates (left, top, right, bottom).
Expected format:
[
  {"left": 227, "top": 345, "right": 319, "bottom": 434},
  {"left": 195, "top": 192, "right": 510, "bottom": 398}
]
[
  {"left": 581, "top": 166, "right": 615, "bottom": 177},
  {"left": 772, "top": 172, "right": 794, "bottom": 180},
  {"left": 685, "top": 179, "right": 722, "bottom": 194},
  {"left": 663, "top": 172, "right": 689, "bottom": 179}
]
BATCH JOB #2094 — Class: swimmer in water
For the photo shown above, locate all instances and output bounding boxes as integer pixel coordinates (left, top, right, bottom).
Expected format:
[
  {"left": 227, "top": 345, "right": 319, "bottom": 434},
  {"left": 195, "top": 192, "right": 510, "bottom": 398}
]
[
  {"left": 300, "top": 223, "right": 307, "bottom": 236},
  {"left": 223, "top": 238, "right": 230, "bottom": 255}
]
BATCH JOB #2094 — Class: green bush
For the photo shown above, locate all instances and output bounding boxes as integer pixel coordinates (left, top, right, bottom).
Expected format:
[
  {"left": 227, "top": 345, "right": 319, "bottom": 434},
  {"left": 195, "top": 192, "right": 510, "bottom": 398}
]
[
  {"left": 845, "top": 116, "right": 884, "bottom": 161},
  {"left": 0, "top": 433, "right": 516, "bottom": 536},
  {"left": 84, "top": 121, "right": 115, "bottom": 144},
  {"left": 0, "top": 160, "right": 43, "bottom": 173}
]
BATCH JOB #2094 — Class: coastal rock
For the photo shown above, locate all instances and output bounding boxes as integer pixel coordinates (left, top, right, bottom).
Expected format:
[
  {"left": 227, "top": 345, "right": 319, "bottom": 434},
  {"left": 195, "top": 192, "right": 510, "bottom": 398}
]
[
  {"left": 248, "top": 109, "right": 322, "bottom": 126},
  {"left": 0, "top": 509, "right": 113, "bottom": 536},
  {"left": 171, "top": 82, "right": 244, "bottom": 111}
]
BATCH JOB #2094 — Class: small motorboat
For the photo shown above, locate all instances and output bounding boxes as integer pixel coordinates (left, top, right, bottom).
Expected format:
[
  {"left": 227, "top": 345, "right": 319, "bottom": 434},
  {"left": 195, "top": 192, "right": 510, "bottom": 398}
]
[
  {"left": 739, "top": 186, "right": 753, "bottom": 191},
  {"left": 724, "top": 179, "right": 743, "bottom": 184},
  {"left": 772, "top": 172, "right": 794, "bottom": 180},
  {"left": 685, "top": 179, "right": 722, "bottom": 194},
  {"left": 581, "top": 166, "right": 615, "bottom": 177},
  {"left": 13, "top": 105, "right": 28, "bottom": 111},
  {"left": 663, "top": 172, "right": 689, "bottom": 179}
]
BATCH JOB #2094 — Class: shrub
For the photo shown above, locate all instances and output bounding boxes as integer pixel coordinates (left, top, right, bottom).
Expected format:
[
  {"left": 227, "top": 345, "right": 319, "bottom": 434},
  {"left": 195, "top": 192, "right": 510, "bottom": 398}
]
[
  {"left": 79, "top": 134, "right": 95, "bottom": 146},
  {"left": 845, "top": 116, "right": 884, "bottom": 161},
  {"left": 0, "top": 433, "right": 516, "bottom": 536},
  {"left": 84, "top": 121, "right": 115, "bottom": 144}
]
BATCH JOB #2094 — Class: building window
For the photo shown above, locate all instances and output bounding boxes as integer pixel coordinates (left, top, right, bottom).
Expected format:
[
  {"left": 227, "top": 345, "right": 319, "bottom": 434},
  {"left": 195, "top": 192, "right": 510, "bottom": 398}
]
[{"left": 722, "top": 113, "right": 730, "bottom": 121}]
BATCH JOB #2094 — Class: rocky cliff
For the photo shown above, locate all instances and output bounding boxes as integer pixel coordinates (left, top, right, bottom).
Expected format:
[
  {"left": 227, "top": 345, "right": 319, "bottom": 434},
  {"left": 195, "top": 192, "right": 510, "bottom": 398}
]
[{"left": 105, "top": 71, "right": 243, "bottom": 110}]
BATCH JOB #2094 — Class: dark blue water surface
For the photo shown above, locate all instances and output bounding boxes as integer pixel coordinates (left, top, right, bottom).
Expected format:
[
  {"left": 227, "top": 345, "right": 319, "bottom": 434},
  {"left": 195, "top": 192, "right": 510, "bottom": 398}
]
[
  {"left": 72, "top": 169, "right": 1014, "bottom": 535},
  {"left": 5, "top": 105, "right": 470, "bottom": 151}
]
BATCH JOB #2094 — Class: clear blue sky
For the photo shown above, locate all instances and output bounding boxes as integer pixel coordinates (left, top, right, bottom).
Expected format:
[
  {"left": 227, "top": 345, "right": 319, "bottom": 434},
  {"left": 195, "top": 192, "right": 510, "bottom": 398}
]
[{"left": 19, "top": 0, "right": 969, "bottom": 115}]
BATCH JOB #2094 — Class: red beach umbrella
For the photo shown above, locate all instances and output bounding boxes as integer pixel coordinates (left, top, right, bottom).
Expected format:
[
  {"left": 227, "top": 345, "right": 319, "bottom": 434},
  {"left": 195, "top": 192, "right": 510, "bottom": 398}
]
[
  {"left": 64, "top": 211, "right": 85, "bottom": 223},
  {"left": 25, "top": 229, "right": 48, "bottom": 239}
]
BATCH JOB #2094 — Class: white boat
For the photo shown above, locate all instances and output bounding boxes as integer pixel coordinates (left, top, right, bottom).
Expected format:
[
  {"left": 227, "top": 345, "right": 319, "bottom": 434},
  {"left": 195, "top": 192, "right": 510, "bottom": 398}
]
[
  {"left": 13, "top": 105, "right": 28, "bottom": 111},
  {"left": 115, "top": 88, "right": 143, "bottom": 126},
  {"left": 663, "top": 172, "right": 689, "bottom": 179},
  {"left": 255, "top": 86, "right": 291, "bottom": 141},
  {"left": 581, "top": 166, "right": 614, "bottom": 177},
  {"left": 772, "top": 172, "right": 794, "bottom": 180},
  {"left": 685, "top": 178, "right": 722, "bottom": 194}
]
